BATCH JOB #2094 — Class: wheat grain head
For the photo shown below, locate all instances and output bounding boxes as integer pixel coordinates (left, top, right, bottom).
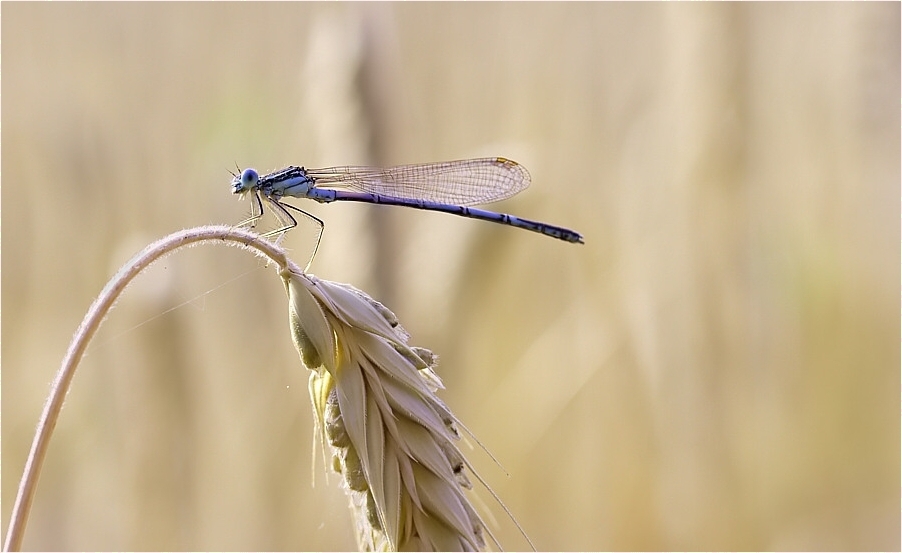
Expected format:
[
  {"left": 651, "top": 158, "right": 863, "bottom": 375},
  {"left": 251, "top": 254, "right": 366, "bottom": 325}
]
[{"left": 284, "top": 269, "right": 492, "bottom": 551}]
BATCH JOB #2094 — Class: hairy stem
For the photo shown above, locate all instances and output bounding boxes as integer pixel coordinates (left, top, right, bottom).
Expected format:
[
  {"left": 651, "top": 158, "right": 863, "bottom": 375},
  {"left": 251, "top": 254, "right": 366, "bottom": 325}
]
[{"left": 3, "top": 226, "right": 299, "bottom": 552}]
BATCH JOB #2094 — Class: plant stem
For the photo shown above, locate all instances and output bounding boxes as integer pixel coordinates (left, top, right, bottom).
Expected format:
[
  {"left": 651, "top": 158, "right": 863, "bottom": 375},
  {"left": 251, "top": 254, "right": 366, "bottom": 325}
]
[{"left": 3, "top": 226, "right": 299, "bottom": 552}]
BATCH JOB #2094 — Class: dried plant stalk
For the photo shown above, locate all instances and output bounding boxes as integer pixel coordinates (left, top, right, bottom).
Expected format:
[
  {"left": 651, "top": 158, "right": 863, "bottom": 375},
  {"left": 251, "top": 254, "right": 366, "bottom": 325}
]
[
  {"left": 3, "top": 226, "right": 293, "bottom": 552},
  {"left": 5, "top": 225, "right": 525, "bottom": 552}
]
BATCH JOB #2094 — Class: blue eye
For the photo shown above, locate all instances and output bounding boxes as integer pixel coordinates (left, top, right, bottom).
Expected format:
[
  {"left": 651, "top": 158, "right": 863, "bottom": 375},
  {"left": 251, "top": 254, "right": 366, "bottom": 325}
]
[{"left": 241, "top": 168, "right": 259, "bottom": 188}]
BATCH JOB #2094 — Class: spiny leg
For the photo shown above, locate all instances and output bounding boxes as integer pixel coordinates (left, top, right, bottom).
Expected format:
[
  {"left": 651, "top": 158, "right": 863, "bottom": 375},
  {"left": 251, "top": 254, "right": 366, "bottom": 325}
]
[
  {"left": 258, "top": 196, "right": 299, "bottom": 243},
  {"left": 236, "top": 192, "right": 324, "bottom": 270},
  {"left": 234, "top": 190, "right": 266, "bottom": 229},
  {"left": 278, "top": 201, "right": 325, "bottom": 271},
  {"left": 244, "top": 197, "right": 300, "bottom": 269}
]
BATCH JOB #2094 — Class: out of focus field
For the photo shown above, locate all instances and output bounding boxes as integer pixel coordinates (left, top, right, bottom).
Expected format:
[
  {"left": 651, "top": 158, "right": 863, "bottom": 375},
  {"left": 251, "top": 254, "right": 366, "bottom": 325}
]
[{"left": 2, "top": 3, "right": 898, "bottom": 550}]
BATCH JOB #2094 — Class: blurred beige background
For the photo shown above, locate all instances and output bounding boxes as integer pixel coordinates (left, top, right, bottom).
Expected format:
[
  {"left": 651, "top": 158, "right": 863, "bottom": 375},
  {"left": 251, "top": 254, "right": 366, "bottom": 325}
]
[{"left": 2, "top": 3, "right": 898, "bottom": 551}]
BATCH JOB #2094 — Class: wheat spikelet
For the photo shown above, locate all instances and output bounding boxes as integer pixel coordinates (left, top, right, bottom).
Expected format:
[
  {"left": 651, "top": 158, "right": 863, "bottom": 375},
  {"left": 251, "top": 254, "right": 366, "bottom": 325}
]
[{"left": 284, "top": 269, "right": 492, "bottom": 551}]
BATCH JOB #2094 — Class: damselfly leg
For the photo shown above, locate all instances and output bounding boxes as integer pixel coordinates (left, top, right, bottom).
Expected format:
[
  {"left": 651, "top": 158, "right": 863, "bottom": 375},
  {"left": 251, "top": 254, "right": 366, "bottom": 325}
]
[
  {"left": 236, "top": 191, "right": 324, "bottom": 270},
  {"left": 233, "top": 189, "right": 266, "bottom": 230}
]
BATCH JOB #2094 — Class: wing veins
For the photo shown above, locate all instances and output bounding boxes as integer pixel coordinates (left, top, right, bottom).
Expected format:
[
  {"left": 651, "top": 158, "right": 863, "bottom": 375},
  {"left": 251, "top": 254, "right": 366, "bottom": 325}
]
[{"left": 306, "top": 157, "right": 530, "bottom": 206}]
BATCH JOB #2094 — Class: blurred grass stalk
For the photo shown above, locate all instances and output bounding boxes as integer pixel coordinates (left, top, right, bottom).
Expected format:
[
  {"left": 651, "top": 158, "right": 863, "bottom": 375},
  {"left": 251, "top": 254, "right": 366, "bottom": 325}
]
[{"left": 4, "top": 226, "right": 509, "bottom": 552}]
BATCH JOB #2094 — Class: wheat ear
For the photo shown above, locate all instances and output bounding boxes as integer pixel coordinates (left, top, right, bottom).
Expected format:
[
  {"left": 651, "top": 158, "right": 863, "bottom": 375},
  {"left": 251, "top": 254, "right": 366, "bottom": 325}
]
[{"left": 285, "top": 269, "right": 506, "bottom": 551}]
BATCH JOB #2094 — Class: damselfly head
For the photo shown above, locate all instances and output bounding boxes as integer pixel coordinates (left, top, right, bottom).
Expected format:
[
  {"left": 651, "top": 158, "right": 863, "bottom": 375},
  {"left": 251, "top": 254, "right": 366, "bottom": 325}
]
[{"left": 232, "top": 168, "right": 259, "bottom": 194}]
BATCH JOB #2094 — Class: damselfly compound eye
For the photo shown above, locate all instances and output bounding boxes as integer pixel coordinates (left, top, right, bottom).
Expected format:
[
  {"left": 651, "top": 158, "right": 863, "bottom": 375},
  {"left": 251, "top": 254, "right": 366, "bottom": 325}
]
[{"left": 240, "top": 168, "right": 259, "bottom": 190}]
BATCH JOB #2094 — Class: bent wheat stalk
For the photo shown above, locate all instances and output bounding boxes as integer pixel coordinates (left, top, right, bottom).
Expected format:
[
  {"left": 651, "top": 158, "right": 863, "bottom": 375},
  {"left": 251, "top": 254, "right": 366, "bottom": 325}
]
[
  {"left": 5, "top": 225, "right": 529, "bottom": 552},
  {"left": 3, "top": 226, "right": 291, "bottom": 552}
]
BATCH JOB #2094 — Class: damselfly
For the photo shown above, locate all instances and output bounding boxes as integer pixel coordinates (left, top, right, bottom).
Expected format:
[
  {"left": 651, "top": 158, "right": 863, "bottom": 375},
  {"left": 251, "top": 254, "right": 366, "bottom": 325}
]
[{"left": 232, "top": 157, "right": 584, "bottom": 258}]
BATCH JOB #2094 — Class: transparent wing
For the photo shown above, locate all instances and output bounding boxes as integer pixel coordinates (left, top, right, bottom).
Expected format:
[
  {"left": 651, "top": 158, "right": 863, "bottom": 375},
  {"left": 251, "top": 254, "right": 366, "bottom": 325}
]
[{"left": 306, "top": 157, "right": 531, "bottom": 206}]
